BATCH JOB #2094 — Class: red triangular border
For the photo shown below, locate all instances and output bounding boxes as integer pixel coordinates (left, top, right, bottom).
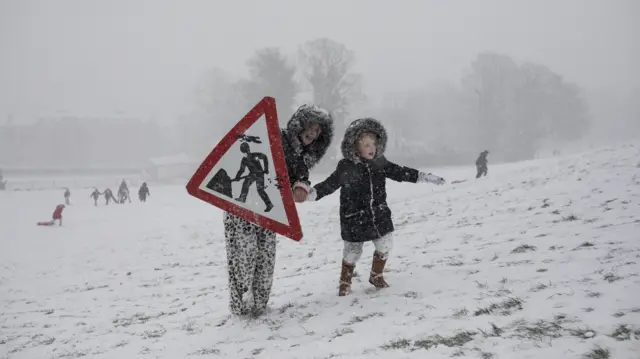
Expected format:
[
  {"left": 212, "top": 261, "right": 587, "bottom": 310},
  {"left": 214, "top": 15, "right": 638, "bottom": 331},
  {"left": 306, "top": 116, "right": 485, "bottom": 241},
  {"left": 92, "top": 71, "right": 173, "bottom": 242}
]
[{"left": 186, "top": 96, "right": 303, "bottom": 241}]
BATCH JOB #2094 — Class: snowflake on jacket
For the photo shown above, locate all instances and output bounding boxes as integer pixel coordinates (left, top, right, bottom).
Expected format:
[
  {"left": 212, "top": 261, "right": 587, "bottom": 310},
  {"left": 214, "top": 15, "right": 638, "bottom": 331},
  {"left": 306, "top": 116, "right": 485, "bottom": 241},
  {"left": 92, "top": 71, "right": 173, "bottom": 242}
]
[{"left": 309, "top": 118, "right": 444, "bottom": 243}]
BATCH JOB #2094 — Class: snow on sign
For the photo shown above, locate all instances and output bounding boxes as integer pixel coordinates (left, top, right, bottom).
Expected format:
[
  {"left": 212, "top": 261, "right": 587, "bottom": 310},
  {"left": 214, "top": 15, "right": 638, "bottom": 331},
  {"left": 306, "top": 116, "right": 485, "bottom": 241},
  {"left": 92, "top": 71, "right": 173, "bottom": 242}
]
[{"left": 186, "top": 97, "right": 303, "bottom": 241}]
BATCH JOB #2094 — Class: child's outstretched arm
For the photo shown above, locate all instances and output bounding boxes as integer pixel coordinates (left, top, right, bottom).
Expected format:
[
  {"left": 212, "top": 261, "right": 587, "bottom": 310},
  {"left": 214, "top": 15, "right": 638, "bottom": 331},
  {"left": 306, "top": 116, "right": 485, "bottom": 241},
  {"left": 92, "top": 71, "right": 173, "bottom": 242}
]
[
  {"left": 383, "top": 158, "right": 445, "bottom": 185},
  {"left": 307, "top": 160, "right": 346, "bottom": 201}
]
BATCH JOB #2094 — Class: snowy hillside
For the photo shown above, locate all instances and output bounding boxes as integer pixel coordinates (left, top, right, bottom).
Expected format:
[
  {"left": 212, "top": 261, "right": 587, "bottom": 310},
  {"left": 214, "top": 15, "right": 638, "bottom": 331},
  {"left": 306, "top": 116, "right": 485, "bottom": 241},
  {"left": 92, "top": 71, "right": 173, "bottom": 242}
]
[{"left": 1, "top": 142, "right": 639, "bottom": 359}]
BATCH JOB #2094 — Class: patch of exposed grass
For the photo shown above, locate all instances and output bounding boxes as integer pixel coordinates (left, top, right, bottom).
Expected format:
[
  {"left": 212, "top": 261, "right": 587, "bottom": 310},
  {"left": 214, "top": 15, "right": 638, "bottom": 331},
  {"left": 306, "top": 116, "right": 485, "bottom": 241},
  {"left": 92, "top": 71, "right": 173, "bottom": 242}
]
[
  {"left": 380, "top": 338, "right": 412, "bottom": 350},
  {"left": 568, "top": 327, "right": 597, "bottom": 339},
  {"left": 474, "top": 297, "right": 523, "bottom": 316},
  {"left": 478, "top": 323, "right": 503, "bottom": 338},
  {"left": 609, "top": 324, "right": 640, "bottom": 341},
  {"left": 278, "top": 302, "right": 295, "bottom": 314},
  {"left": 381, "top": 331, "right": 478, "bottom": 352},
  {"left": 511, "top": 244, "right": 537, "bottom": 254},
  {"left": 344, "top": 312, "right": 384, "bottom": 325},
  {"left": 583, "top": 346, "right": 610, "bottom": 359},
  {"left": 513, "top": 320, "right": 563, "bottom": 340},
  {"left": 530, "top": 282, "right": 550, "bottom": 292},
  {"left": 112, "top": 311, "right": 176, "bottom": 328},
  {"left": 252, "top": 348, "right": 264, "bottom": 356},
  {"left": 189, "top": 348, "right": 221, "bottom": 356},
  {"left": 403, "top": 291, "right": 419, "bottom": 299},
  {"left": 331, "top": 327, "right": 354, "bottom": 340},
  {"left": 603, "top": 272, "right": 622, "bottom": 283},
  {"left": 452, "top": 308, "right": 468, "bottom": 318}
]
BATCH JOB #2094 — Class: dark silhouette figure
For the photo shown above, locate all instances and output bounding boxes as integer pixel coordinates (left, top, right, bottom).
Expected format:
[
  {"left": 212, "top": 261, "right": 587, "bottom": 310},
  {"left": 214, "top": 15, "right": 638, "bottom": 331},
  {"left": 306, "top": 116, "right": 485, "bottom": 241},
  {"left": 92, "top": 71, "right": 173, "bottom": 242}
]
[
  {"left": 233, "top": 142, "right": 273, "bottom": 212},
  {"left": 52, "top": 204, "right": 65, "bottom": 226},
  {"left": 0, "top": 169, "right": 6, "bottom": 190},
  {"left": 118, "top": 180, "right": 131, "bottom": 204},
  {"left": 90, "top": 188, "right": 101, "bottom": 206},
  {"left": 476, "top": 150, "right": 489, "bottom": 178},
  {"left": 138, "top": 182, "right": 150, "bottom": 202},
  {"left": 104, "top": 188, "right": 118, "bottom": 205},
  {"left": 64, "top": 188, "right": 71, "bottom": 205}
]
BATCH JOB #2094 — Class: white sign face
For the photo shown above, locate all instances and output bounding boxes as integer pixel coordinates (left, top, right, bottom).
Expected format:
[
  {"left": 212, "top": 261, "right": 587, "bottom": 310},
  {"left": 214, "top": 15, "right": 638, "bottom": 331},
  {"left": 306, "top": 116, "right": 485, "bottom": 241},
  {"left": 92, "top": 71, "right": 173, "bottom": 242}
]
[{"left": 198, "top": 114, "right": 289, "bottom": 226}]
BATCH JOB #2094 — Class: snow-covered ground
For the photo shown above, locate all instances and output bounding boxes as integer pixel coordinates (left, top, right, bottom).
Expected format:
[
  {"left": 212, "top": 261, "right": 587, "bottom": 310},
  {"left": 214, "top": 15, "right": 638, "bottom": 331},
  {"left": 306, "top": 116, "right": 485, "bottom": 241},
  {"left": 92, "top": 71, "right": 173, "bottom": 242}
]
[{"left": 1, "top": 142, "right": 639, "bottom": 359}]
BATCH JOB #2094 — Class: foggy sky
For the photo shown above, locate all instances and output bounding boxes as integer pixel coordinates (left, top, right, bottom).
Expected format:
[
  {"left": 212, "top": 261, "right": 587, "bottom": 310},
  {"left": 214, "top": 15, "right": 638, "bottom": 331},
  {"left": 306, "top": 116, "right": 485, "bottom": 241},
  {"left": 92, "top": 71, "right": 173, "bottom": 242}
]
[{"left": 1, "top": 0, "right": 638, "bottom": 123}]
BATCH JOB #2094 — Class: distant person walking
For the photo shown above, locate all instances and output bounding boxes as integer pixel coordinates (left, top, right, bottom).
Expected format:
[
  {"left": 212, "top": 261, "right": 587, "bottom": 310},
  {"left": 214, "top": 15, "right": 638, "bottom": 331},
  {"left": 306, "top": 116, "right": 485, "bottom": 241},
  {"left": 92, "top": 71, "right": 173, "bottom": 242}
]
[
  {"left": 64, "top": 188, "right": 71, "bottom": 205},
  {"left": 138, "top": 182, "right": 150, "bottom": 202},
  {"left": 476, "top": 150, "right": 489, "bottom": 178},
  {"left": 90, "top": 188, "right": 101, "bottom": 206},
  {"left": 103, "top": 188, "right": 117, "bottom": 205}
]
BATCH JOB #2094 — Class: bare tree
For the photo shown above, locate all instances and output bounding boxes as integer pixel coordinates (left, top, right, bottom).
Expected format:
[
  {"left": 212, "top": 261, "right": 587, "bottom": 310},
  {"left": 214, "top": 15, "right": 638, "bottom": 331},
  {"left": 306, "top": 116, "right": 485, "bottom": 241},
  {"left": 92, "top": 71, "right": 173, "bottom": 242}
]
[
  {"left": 299, "top": 38, "right": 364, "bottom": 131},
  {"left": 241, "top": 47, "right": 299, "bottom": 122},
  {"left": 463, "top": 52, "right": 589, "bottom": 161},
  {"left": 184, "top": 68, "right": 246, "bottom": 156}
]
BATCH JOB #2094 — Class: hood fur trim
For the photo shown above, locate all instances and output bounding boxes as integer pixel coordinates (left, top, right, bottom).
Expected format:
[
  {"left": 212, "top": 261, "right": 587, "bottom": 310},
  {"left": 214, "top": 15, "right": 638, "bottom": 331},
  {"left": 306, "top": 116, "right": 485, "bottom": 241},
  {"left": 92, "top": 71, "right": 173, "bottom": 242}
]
[
  {"left": 341, "top": 118, "right": 388, "bottom": 163},
  {"left": 283, "top": 104, "right": 334, "bottom": 169}
]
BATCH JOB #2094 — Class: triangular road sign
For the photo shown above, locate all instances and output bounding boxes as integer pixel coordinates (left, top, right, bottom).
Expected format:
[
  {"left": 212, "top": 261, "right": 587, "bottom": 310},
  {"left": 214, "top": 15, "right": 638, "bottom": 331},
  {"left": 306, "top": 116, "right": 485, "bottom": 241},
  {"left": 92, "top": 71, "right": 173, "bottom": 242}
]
[{"left": 186, "top": 97, "right": 303, "bottom": 241}]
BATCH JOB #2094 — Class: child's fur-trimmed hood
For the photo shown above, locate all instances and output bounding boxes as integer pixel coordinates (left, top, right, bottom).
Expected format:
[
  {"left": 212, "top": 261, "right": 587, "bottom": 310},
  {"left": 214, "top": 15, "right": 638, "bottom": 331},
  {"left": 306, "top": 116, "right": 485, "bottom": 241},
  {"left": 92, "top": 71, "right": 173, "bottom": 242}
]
[{"left": 341, "top": 117, "right": 388, "bottom": 163}]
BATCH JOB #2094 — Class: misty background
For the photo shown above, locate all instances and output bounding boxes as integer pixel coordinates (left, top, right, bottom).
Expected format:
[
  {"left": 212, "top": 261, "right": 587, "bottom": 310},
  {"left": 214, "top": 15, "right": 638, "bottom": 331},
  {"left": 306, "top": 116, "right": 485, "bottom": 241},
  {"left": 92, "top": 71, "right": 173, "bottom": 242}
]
[{"left": 1, "top": 0, "right": 638, "bottom": 177}]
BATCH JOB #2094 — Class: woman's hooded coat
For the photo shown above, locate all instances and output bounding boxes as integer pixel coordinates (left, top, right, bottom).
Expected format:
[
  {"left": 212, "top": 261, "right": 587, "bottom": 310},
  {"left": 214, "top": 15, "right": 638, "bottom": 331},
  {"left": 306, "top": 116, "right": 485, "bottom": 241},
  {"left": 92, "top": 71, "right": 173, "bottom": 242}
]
[{"left": 280, "top": 104, "right": 334, "bottom": 189}]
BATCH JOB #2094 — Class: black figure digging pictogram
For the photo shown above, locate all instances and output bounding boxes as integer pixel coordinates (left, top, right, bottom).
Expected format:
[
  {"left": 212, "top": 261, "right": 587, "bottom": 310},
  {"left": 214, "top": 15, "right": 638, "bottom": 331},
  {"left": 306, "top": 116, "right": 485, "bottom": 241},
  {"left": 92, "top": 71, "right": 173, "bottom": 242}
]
[{"left": 205, "top": 137, "right": 274, "bottom": 212}]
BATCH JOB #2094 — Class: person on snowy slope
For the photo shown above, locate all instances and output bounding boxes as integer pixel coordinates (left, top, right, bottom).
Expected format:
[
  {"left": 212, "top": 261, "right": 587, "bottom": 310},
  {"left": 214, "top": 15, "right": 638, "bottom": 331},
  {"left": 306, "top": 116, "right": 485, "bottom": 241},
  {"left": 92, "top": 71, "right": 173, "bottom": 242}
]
[
  {"left": 223, "top": 104, "right": 334, "bottom": 316},
  {"left": 64, "top": 188, "right": 71, "bottom": 205},
  {"left": 138, "top": 182, "right": 150, "bottom": 202},
  {"left": 52, "top": 204, "right": 65, "bottom": 226},
  {"left": 90, "top": 188, "right": 101, "bottom": 206},
  {"left": 103, "top": 188, "right": 117, "bottom": 205},
  {"left": 305, "top": 118, "right": 445, "bottom": 296},
  {"left": 476, "top": 150, "right": 489, "bottom": 178}
]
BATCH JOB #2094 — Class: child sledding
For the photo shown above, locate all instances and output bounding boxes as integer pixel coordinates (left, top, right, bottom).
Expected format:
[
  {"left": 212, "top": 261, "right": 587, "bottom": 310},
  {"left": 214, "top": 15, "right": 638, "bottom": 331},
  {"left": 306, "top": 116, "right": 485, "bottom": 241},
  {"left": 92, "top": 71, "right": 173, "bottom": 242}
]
[{"left": 37, "top": 204, "right": 65, "bottom": 226}]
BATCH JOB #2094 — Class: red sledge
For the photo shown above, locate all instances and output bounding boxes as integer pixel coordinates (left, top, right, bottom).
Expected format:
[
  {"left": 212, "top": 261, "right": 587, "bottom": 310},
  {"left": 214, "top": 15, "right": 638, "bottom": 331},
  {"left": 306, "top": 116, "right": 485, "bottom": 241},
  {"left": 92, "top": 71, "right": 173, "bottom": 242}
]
[{"left": 37, "top": 220, "right": 56, "bottom": 226}]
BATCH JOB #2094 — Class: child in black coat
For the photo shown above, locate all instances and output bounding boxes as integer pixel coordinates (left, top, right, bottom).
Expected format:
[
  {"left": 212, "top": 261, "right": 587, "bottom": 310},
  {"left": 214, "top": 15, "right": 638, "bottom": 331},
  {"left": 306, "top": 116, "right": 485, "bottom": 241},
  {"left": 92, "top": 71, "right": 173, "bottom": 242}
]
[{"left": 306, "top": 118, "right": 445, "bottom": 296}]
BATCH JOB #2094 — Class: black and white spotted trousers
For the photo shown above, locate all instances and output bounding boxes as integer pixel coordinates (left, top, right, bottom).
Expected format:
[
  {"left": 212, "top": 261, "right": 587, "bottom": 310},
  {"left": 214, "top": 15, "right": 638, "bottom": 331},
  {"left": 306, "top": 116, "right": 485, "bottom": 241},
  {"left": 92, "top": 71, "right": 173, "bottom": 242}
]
[{"left": 223, "top": 213, "right": 277, "bottom": 316}]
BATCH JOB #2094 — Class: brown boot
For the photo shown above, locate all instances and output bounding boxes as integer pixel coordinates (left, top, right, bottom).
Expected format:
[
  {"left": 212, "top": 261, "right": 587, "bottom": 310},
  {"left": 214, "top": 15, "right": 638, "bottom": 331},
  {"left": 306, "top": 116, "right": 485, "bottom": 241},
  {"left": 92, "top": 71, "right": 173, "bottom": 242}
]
[
  {"left": 338, "top": 261, "right": 355, "bottom": 296},
  {"left": 369, "top": 251, "right": 390, "bottom": 288}
]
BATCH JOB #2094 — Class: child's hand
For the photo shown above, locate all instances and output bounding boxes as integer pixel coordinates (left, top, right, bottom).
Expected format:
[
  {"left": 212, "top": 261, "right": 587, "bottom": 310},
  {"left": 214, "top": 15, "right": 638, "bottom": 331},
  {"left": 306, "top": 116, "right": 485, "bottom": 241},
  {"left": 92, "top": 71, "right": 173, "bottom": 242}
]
[{"left": 418, "top": 172, "right": 446, "bottom": 185}]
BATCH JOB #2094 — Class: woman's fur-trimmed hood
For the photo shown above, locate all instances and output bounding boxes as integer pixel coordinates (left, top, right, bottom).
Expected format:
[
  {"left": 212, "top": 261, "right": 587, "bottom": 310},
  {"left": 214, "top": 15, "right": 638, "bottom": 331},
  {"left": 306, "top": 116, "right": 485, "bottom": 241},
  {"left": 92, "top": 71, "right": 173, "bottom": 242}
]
[
  {"left": 284, "top": 104, "right": 334, "bottom": 169},
  {"left": 341, "top": 118, "right": 388, "bottom": 163}
]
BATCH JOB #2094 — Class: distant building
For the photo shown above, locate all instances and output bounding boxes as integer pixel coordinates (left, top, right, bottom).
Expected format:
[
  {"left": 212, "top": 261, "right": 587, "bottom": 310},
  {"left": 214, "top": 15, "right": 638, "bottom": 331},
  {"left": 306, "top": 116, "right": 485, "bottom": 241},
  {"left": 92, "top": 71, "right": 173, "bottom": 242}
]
[
  {"left": 145, "top": 153, "right": 200, "bottom": 182},
  {"left": 0, "top": 115, "right": 174, "bottom": 169}
]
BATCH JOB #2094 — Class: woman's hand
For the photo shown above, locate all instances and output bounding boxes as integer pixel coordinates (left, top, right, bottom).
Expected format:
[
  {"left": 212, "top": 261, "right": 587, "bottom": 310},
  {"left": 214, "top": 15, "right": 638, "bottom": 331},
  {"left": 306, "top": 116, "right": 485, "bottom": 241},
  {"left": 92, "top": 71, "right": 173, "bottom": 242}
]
[{"left": 293, "top": 187, "right": 308, "bottom": 202}]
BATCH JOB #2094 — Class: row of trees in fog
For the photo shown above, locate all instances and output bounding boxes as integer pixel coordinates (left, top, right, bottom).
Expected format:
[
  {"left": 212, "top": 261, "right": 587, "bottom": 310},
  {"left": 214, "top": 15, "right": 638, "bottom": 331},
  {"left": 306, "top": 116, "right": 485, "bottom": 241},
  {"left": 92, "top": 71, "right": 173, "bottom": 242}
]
[
  {"left": 180, "top": 38, "right": 365, "bottom": 162},
  {"left": 380, "top": 52, "right": 589, "bottom": 163},
  {"left": 179, "top": 38, "right": 591, "bottom": 166}
]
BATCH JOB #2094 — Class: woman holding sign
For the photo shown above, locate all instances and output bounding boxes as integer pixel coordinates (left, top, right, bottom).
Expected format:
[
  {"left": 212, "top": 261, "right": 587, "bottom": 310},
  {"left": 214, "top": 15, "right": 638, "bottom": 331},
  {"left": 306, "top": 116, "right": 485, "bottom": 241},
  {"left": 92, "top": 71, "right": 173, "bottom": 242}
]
[{"left": 224, "top": 104, "right": 334, "bottom": 317}]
